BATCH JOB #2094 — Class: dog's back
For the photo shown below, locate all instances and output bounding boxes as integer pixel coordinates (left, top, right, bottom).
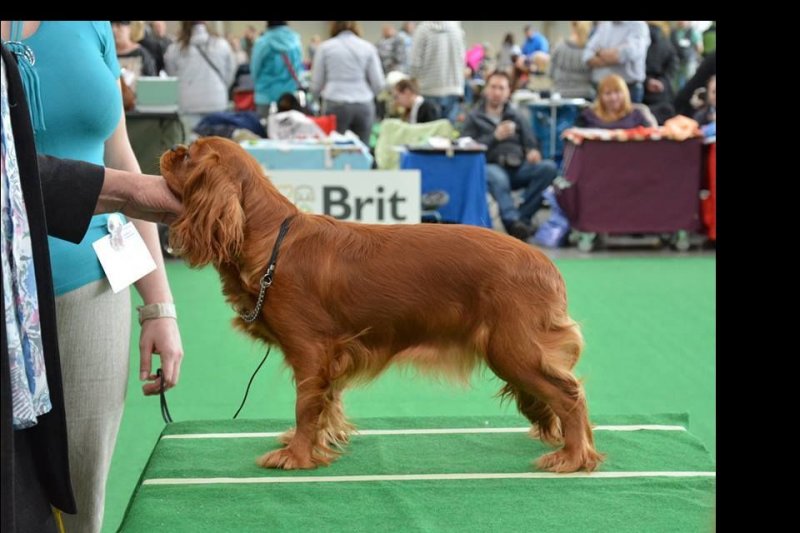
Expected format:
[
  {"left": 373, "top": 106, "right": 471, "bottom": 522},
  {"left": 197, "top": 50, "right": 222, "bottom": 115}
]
[{"left": 246, "top": 215, "right": 581, "bottom": 394}]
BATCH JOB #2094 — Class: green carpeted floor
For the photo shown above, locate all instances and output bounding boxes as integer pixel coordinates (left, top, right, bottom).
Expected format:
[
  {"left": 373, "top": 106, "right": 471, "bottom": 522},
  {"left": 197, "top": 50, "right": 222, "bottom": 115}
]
[
  {"left": 102, "top": 257, "right": 715, "bottom": 532},
  {"left": 118, "top": 414, "right": 714, "bottom": 532}
]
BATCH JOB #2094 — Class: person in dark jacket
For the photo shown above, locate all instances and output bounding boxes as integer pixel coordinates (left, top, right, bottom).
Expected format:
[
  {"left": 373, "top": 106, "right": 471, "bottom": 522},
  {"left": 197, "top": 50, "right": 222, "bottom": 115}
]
[
  {"left": 461, "top": 71, "right": 557, "bottom": 240},
  {"left": 693, "top": 75, "right": 716, "bottom": 126},
  {"left": 139, "top": 21, "right": 173, "bottom": 75},
  {"left": 1, "top": 43, "right": 181, "bottom": 533},
  {"left": 674, "top": 50, "right": 715, "bottom": 117},
  {"left": 642, "top": 22, "right": 678, "bottom": 124},
  {"left": 392, "top": 78, "right": 441, "bottom": 123}
]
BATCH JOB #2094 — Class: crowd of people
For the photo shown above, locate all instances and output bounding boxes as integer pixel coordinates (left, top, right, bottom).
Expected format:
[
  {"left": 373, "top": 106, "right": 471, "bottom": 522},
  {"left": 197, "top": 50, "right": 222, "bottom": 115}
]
[{"left": 1, "top": 20, "right": 716, "bottom": 533}]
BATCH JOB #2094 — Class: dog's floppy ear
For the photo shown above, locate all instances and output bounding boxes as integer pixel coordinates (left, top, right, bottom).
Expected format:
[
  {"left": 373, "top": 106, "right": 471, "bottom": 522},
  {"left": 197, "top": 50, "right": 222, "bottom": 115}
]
[{"left": 169, "top": 150, "right": 245, "bottom": 267}]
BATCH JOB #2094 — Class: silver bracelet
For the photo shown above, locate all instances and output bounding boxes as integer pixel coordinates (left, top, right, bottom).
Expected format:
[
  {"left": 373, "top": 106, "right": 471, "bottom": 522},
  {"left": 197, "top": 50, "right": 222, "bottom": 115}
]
[{"left": 137, "top": 303, "right": 177, "bottom": 325}]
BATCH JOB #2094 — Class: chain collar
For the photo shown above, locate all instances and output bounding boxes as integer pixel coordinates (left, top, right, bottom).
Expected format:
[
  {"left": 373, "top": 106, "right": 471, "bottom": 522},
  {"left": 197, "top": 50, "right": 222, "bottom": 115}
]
[{"left": 238, "top": 216, "right": 294, "bottom": 323}]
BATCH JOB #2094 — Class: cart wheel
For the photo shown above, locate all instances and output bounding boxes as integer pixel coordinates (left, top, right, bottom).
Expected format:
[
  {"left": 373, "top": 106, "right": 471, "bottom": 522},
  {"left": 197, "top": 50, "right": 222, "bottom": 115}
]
[
  {"left": 672, "top": 230, "right": 690, "bottom": 252},
  {"left": 577, "top": 232, "right": 596, "bottom": 253}
]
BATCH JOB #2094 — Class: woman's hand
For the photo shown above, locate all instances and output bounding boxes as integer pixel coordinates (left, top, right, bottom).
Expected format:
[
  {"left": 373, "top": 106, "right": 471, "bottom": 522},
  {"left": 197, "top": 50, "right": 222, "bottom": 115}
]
[{"left": 139, "top": 317, "right": 184, "bottom": 396}]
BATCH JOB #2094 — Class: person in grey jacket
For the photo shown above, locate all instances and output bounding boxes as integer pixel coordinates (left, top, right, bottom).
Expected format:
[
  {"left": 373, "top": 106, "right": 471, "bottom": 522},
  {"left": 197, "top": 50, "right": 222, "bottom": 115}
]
[
  {"left": 311, "top": 21, "right": 384, "bottom": 145},
  {"left": 409, "top": 21, "right": 465, "bottom": 123},
  {"left": 582, "top": 21, "right": 650, "bottom": 103},
  {"left": 461, "top": 71, "right": 557, "bottom": 241},
  {"left": 164, "top": 21, "right": 236, "bottom": 135},
  {"left": 550, "top": 21, "right": 594, "bottom": 99}
]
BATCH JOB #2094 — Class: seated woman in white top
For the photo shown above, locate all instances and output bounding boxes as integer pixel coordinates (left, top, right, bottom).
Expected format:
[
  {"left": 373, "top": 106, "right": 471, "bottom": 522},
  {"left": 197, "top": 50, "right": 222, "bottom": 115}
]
[{"left": 392, "top": 78, "right": 441, "bottom": 124}]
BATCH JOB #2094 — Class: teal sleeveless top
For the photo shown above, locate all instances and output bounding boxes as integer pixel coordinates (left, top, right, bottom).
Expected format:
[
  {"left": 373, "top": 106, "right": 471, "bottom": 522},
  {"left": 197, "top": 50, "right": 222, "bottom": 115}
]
[{"left": 14, "top": 21, "right": 123, "bottom": 295}]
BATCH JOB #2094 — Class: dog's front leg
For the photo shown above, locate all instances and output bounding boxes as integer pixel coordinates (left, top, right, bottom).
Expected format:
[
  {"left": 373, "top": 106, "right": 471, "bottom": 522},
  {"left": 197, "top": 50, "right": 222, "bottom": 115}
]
[{"left": 257, "top": 361, "right": 328, "bottom": 470}]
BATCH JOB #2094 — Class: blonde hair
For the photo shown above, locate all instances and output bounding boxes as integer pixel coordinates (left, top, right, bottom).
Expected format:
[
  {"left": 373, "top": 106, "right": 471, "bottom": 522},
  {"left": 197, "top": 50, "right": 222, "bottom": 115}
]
[
  {"left": 178, "top": 21, "right": 217, "bottom": 49},
  {"left": 129, "top": 21, "right": 146, "bottom": 42},
  {"left": 571, "top": 21, "right": 592, "bottom": 47},
  {"left": 531, "top": 51, "right": 549, "bottom": 72},
  {"left": 591, "top": 74, "right": 633, "bottom": 123},
  {"left": 648, "top": 21, "right": 671, "bottom": 38}
]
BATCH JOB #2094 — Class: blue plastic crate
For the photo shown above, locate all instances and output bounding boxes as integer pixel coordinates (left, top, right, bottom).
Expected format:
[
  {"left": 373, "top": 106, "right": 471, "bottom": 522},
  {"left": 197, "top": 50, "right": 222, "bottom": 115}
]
[{"left": 529, "top": 103, "right": 582, "bottom": 164}]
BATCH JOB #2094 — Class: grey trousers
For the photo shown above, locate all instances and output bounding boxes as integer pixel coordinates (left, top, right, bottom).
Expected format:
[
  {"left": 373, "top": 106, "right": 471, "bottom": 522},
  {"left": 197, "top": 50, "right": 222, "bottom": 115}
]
[
  {"left": 323, "top": 100, "right": 375, "bottom": 146},
  {"left": 56, "top": 279, "right": 131, "bottom": 533}
]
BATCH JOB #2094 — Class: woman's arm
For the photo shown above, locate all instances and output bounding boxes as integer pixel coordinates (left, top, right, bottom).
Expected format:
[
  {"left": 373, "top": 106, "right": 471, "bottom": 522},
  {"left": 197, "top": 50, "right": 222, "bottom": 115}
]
[
  {"left": 366, "top": 47, "right": 385, "bottom": 96},
  {"left": 249, "top": 37, "right": 266, "bottom": 80},
  {"left": 310, "top": 44, "right": 326, "bottom": 96},
  {"left": 104, "top": 86, "right": 184, "bottom": 396},
  {"left": 37, "top": 155, "right": 181, "bottom": 242}
]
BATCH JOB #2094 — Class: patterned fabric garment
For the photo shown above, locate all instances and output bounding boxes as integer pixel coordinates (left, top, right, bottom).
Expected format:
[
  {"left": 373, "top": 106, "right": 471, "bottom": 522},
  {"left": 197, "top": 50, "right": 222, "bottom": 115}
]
[
  {"left": 1, "top": 56, "right": 51, "bottom": 429},
  {"left": 6, "top": 21, "right": 46, "bottom": 131},
  {"left": 563, "top": 115, "right": 703, "bottom": 145}
]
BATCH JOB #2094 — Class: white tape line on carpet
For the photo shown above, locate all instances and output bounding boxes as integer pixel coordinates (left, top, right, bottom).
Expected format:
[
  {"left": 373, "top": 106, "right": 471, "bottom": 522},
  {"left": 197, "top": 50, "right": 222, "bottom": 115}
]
[
  {"left": 161, "top": 425, "right": 686, "bottom": 440},
  {"left": 143, "top": 471, "right": 716, "bottom": 486}
]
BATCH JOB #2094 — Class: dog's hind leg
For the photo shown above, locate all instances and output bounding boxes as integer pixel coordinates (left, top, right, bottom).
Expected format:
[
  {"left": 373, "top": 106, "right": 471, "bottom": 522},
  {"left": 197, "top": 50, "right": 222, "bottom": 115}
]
[
  {"left": 527, "top": 369, "right": 604, "bottom": 473},
  {"left": 318, "top": 387, "right": 355, "bottom": 449},
  {"left": 498, "top": 383, "right": 562, "bottom": 446},
  {"left": 487, "top": 322, "right": 603, "bottom": 473}
]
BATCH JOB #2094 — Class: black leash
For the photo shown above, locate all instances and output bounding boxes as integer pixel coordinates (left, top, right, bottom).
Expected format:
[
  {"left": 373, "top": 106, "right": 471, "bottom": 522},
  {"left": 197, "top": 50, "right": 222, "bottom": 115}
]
[
  {"left": 233, "top": 217, "right": 291, "bottom": 416},
  {"left": 239, "top": 216, "right": 295, "bottom": 323},
  {"left": 232, "top": 347, "right": 272, "bottom": 419},
  {"left": 157, "top": 368, "right": 173, "bottom": 424},
  {"left": 158, "top": 216, "right": 293, "bottom": 424},
  {"left": 157, "top": 346, "right": 273, "bottom": 423}
]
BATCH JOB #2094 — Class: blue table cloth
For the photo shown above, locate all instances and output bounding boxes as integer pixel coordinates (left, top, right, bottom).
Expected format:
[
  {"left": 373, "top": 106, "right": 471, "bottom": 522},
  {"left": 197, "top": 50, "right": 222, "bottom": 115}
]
[{"left": 400, "top": 150, "right": 491, "bottom": 228}]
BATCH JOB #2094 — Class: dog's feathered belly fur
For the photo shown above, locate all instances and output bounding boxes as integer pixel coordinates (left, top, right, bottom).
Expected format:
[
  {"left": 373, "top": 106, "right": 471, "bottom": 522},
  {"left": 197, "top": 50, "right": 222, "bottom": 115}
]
[{"left": 162, "top": 137, "right": 604, "bottom": 472}]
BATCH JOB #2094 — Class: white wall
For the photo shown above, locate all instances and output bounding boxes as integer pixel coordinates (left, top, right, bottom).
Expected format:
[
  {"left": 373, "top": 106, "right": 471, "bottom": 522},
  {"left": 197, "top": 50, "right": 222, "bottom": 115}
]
[
  {"left": 184, "top": 21, "right": 576, "bottom": 60},
  {"left": 167, "top": 21, "right": 710, "bottom": 62}
]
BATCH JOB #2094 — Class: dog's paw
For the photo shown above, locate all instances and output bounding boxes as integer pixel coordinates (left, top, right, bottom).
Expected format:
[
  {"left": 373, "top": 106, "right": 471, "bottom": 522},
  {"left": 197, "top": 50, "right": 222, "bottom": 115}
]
[
  {"left": 257, "top": 447, "right": 317, "bottom": 470},
  {"left": 278, "top": 428, "right": 296, "bottom": 446},
  {"left": 535, "top": 447, "right": 604, "bottom": 473},
  {"left": 319, "top": 426, "right": 351, "bottom": 448}
]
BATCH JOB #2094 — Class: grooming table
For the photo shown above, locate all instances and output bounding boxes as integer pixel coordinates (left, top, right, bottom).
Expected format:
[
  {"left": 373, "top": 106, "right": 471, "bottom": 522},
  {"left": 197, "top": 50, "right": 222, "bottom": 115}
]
[
  {"left": 241, "top": 138, "right": 373, "bottom": 171},
  {"left": 119, "top": 414, "right": 715, "bottom": 532}
]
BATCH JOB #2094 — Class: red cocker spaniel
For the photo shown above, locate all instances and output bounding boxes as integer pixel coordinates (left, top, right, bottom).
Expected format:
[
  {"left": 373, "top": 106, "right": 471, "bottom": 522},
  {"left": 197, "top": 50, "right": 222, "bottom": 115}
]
[{"left": 160, "top": 137, "right": 603, "bottom": 472}]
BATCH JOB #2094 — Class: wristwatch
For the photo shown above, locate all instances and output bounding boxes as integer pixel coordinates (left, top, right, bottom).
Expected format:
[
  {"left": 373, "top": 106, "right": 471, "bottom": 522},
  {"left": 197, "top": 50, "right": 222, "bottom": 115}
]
[{"left": 137, "top": 302, "right": 177, "bottom": 325}]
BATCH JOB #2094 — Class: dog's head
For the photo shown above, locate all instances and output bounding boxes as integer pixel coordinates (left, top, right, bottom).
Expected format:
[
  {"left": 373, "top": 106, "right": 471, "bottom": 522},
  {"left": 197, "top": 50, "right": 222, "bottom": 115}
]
[{"left": 160, "top": 137, "right": 255, "bottom": 267}]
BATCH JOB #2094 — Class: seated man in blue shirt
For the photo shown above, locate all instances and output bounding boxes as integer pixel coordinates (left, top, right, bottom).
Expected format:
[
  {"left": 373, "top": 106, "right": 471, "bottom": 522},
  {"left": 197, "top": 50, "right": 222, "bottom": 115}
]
[{"left": 461, "top": 71, "right": 558, "bottom": 240}]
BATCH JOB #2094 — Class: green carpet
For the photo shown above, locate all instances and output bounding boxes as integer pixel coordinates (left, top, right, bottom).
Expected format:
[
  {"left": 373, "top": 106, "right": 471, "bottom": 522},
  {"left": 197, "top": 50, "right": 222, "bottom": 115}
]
[
  {"left": 117, "top": 414, "right": 715, "bottom": 532},
  {"left": 102, "top": 257, "right": 715, "bottom": 532}
]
